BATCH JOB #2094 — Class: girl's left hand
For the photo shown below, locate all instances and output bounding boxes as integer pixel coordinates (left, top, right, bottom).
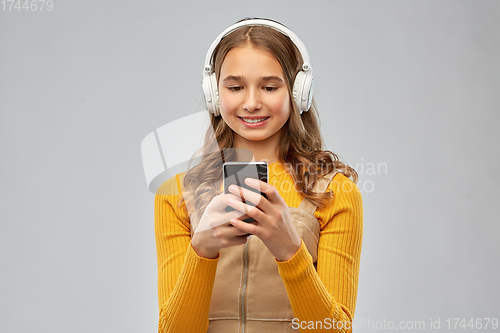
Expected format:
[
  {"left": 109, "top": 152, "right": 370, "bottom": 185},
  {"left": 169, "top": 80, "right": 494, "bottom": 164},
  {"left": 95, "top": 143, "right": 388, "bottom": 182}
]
[{"left": 227, "top": 178, "right": 302, "bottom": 262}]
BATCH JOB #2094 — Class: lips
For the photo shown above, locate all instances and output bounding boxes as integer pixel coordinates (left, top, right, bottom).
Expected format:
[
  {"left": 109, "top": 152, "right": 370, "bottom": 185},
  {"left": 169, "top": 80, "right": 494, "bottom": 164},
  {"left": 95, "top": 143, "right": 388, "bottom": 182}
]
[
  {"left": 237, "top": 116, "right": 270, "bottom": 127},
  {"left": 239, "top": 117, "right": 269, "bottom": 123}
]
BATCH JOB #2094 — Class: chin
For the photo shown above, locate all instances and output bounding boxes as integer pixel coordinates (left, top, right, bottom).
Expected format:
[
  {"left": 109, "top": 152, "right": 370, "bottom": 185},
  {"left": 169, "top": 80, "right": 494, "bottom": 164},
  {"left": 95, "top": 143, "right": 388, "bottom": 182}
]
[{"left": 244, "top": 136, "right": 269, "bottom": 141}]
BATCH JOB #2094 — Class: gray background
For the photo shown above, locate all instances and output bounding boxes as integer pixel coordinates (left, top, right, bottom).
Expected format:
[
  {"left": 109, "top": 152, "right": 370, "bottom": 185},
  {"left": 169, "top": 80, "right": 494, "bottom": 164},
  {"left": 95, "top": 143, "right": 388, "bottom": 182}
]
[{"left": 1, "top": 0, "right": 499, "bottom": 332}]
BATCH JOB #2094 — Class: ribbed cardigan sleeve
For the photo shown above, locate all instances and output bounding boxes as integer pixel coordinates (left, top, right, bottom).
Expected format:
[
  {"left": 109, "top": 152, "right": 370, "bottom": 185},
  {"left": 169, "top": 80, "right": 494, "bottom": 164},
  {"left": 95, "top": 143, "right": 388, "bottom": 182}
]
[
  {"left": 154, "top": 175, "right": 219, "bottom": 333},
  {"left": 275, "top": 174, "right": 363, "bottom": 332}
]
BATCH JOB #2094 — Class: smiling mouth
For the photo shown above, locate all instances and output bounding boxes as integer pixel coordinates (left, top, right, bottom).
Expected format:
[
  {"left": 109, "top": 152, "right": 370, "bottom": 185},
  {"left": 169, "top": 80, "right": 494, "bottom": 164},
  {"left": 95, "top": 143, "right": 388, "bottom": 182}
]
[{"left": 238, "top": 117, "right": 270, "bottom": 124}]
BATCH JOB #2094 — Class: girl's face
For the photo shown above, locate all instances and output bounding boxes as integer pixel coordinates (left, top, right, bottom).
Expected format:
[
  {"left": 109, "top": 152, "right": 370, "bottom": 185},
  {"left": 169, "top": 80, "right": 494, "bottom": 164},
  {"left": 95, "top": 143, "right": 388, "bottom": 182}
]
[{"left": 218, "top": 45, "right": 291, "bottom": 150}]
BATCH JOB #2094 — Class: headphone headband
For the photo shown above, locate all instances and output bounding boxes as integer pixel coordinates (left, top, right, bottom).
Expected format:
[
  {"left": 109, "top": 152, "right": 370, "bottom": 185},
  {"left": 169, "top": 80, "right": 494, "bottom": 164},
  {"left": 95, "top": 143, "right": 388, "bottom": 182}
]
[{"left": 203, "top": 19, "right": 313, "bottom": 75}]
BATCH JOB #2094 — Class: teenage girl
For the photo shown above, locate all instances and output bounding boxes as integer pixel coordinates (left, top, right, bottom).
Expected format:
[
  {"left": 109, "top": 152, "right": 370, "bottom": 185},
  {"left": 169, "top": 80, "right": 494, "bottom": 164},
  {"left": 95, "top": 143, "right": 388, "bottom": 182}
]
[{"left": 155, "top": 18, "right": 363, "bottom": 333}]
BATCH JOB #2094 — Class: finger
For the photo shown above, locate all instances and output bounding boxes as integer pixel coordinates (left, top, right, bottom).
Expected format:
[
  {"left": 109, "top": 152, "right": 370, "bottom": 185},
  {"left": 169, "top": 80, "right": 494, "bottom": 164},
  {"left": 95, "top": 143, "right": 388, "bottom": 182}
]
[
  {"left": 200, "top": 210, "right": 252, "bottom": 232},
  {"left": 212, "top": 211, "right": 252, "bottom": 228},
  {"left": 227, "top": 198, "right": 264, "bottom": 222},
  {"left": 225, "top": 223, "right": 254, "bottom": 237},
  {"left": 226, "top": 210, "right": 252, "bottom": 222},
  {"left": 228, "top": 183, "right": 269, "bottom": 210},
  {"left": 196, "top": 209, "right": 242, "bottom": 233},
  {"left": 230, "top": 218, "right": 259, "bottom": 236},
  {"left": 219, "top": 194, "right": 253, "bottom": 219},
  {"left": 222, "top": 192, "right": 255, "bottom": 207},
  {"left": 244, "top": 178, "right": 283, "bottom": 204}
]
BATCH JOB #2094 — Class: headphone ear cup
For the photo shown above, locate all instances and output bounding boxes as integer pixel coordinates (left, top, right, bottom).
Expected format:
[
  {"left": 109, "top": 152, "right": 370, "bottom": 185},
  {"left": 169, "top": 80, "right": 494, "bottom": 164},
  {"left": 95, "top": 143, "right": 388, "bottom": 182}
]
[
  {"left": 302, "top": 73, "right": 314, "bottom": 112},
  {"left": 292, "top": 71, "right": 303, "bottom": 113},
  {"left": 292, "top": 71, "right": 313, "bottom": 114},
  {"left": 202, "top": 72, "right": 220, "bottom": 116},
  {"left": 210, "top": 73, "right": 220, "bottom": 116}
]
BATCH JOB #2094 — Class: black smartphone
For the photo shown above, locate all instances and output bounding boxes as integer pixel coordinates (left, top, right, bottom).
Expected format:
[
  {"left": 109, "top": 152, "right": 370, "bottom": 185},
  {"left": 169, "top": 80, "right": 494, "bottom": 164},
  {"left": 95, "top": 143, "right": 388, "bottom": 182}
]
[{"left": 223, "top": 161, "right": 268, "bottom": 223}]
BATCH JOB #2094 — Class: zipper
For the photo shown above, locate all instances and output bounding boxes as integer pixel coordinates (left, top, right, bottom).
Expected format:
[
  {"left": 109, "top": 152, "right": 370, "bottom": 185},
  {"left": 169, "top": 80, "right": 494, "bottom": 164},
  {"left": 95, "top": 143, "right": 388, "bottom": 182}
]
[{"left": 241, "top": 241, "right": 249, "bottom": 332}]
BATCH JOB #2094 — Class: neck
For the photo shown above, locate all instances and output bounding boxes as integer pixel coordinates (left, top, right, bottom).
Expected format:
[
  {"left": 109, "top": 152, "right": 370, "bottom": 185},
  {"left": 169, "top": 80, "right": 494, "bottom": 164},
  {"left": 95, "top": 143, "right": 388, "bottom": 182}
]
[{"left": 233, "top": 131, "right": 282, "bottom": 164}]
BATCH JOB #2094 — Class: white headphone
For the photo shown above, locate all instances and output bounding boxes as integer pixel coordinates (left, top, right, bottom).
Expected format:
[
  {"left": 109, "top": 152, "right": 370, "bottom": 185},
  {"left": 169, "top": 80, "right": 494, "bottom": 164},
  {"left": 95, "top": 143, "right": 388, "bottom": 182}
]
[{"left": 202, "top": 18, "right": 314, "bottom": 116}]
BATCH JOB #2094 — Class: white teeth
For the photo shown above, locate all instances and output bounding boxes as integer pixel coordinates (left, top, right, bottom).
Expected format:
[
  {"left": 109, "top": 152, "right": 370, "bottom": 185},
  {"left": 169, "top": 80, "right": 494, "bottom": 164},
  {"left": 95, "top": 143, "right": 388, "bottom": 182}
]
[{"left": 241, "top": 117, "right": 268, "bottom": 123}]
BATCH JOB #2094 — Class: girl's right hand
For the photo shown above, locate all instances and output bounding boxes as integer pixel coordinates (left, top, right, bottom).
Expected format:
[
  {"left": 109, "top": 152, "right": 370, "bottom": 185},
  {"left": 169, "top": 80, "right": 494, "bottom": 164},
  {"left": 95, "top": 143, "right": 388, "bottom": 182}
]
[{"left": 191, "top": 192, "right": 255, "bottom": 259}]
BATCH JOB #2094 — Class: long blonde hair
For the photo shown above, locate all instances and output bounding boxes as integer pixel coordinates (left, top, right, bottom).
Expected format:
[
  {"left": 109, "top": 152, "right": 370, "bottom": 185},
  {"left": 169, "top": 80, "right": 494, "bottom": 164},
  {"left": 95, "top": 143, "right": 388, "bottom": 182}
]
[{"left": 180, "top": 20, "right": 358, "bottom": 224}]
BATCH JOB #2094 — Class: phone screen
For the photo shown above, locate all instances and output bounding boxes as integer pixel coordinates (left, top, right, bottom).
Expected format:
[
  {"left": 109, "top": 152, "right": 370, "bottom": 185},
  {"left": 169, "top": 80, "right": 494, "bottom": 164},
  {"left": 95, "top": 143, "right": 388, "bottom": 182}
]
[{"left": 223, "top": 162, "right": 268, "bottom": 222}]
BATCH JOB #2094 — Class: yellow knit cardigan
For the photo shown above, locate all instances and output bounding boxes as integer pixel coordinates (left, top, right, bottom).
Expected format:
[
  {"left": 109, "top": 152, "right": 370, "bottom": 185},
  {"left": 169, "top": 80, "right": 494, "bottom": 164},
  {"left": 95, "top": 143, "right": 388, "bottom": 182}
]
[{"left": 154, "top": 160, "right": 363, "bottom": 332}]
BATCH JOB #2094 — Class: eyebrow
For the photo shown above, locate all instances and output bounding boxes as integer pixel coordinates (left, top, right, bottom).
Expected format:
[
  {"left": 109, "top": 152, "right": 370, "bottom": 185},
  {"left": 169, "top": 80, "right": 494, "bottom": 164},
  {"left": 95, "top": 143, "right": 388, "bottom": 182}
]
[{"left": 222, "top": 75, "right": 284, "bottom": 83}]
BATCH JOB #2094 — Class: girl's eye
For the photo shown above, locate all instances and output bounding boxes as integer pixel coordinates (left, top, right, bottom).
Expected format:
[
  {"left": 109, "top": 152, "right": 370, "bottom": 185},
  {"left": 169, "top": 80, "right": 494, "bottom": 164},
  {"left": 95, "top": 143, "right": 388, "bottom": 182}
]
[
  {"left": 228, "top": 86, "right": 242, "bottom": 92},
  {"left": 264, "top": 86, "right": 278, "bottom": 92}
]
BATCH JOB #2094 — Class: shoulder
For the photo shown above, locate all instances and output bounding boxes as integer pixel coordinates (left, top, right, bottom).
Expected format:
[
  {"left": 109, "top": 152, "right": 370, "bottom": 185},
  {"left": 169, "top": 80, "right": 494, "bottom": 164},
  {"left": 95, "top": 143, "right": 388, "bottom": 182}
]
[
  {"left": 154, "top": 172, "right": 188, "bottom": 213},
  {"left": 155, "top": 172, "right": 187, "bottom": 197},
  {"left": 154, "top": 172, "right": 191, "bottom": 228},
  {"left": 329, "top": 172, "right": 362, "bottom": 202},
  {"left": 315, "top": 171, "right": 363, "bottom": 229}
]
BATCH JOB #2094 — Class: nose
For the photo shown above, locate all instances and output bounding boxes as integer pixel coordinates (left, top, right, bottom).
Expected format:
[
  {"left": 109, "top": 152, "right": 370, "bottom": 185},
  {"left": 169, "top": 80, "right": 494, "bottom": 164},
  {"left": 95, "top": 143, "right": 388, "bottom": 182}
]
[{"left": 243, "top": 87, "right": 262, "bottom": 112}]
